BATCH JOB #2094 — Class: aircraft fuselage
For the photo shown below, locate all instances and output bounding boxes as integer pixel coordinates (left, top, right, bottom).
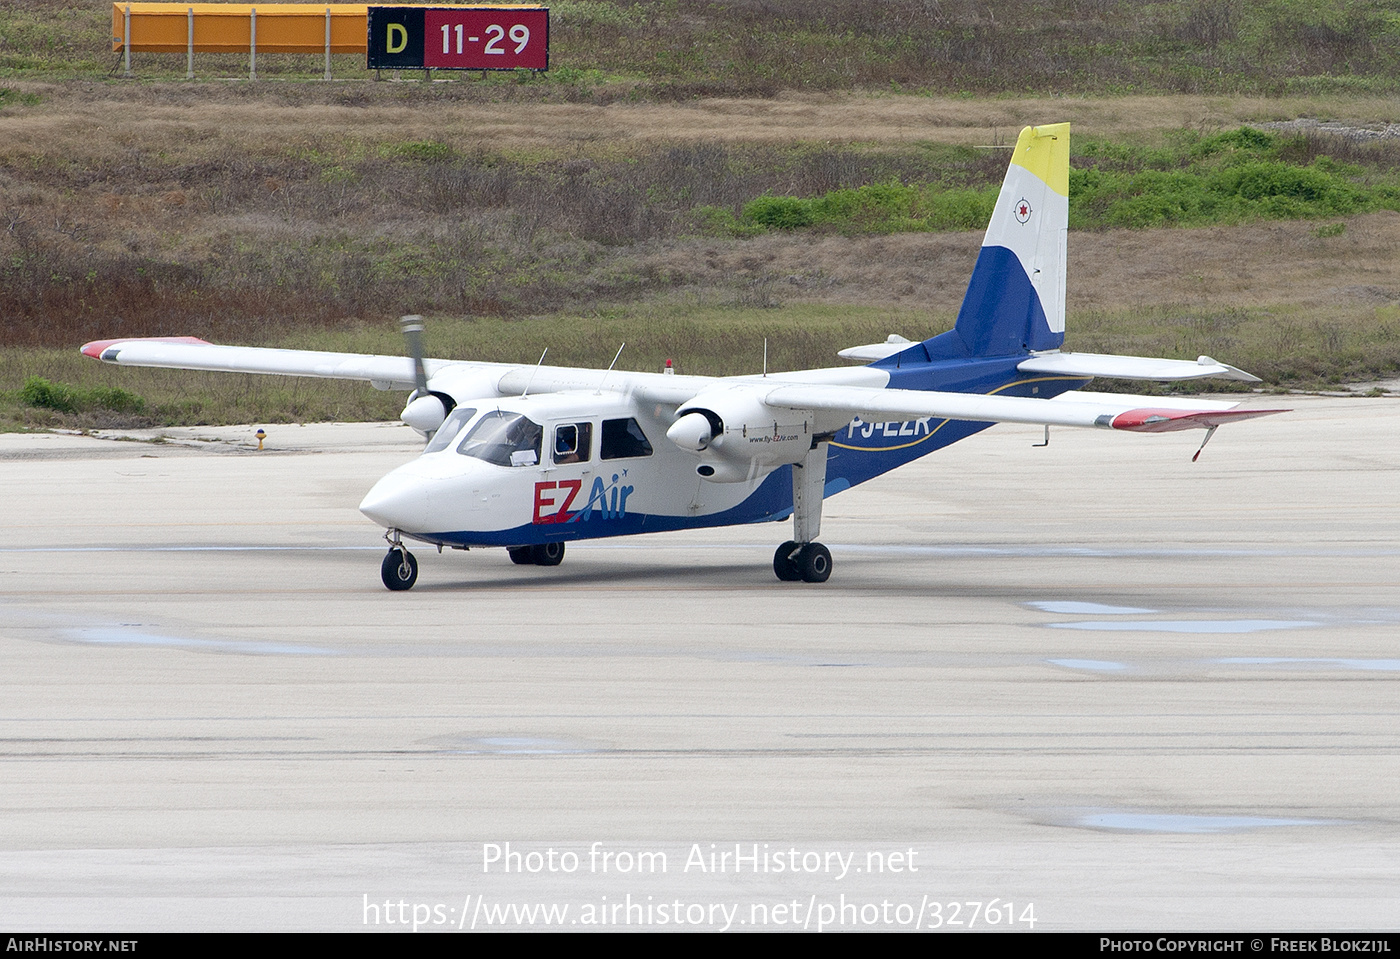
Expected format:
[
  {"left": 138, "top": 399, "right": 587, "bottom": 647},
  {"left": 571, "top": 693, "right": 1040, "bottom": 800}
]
[{"left": 359, "top": 355, "right": 1090, "bottom": 550}]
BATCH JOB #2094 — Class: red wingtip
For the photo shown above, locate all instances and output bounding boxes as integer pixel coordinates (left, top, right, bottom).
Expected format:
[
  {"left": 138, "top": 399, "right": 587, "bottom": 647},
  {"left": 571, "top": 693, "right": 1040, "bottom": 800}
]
[
  {"left": 80, "top": 336, "right": 212, "bottom": 359},
  {"left": 80, "top": 339, "right": 118, "bottom": 358},
  {"left": 1112, "top": 407, "right": 1291, "bottom": 433}
]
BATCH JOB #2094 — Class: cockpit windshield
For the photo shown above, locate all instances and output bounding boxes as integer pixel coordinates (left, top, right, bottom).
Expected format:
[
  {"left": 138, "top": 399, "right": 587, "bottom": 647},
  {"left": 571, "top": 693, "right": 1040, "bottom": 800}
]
[
  {"left": 422, "top": 406, "right": 477, "bottom": 454},
  {"left": 456, "top": 410, "right": 543, "bottom": 467}
]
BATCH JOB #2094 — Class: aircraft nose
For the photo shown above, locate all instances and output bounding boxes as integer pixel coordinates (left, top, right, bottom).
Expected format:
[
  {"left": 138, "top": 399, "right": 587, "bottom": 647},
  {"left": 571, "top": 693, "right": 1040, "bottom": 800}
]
[{"left": 359, "top": 469, "right": 435, "bottom": 531}]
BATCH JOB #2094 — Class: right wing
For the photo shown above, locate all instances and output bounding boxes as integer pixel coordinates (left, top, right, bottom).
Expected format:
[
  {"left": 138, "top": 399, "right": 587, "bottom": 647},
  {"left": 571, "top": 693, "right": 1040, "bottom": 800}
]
[{"left": 81, "top": 336, "right": 475, "bottom": 390}]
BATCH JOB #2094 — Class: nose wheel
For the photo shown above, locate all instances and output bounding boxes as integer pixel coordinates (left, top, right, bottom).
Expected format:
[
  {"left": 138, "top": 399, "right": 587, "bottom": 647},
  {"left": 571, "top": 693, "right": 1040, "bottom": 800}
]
[
  {"left": 381, "top": 548, "right": 418, "bottom": 590},
  {"left": 381, "top": 530, "right": 419, "bottom": 590}
]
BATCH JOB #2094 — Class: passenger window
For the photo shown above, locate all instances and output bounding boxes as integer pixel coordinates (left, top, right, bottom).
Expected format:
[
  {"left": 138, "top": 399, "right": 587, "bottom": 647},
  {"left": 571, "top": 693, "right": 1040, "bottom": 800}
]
[
  {"left": 456, "top": 411, "right": 543, "bottom": 467},
  {"left": 423, "top": 407, "right": 476, "bottom": 454},
  {"left": 553, "top": 422, "right": 593, "bottom": 465},
  {"left": 600, "top": 418, "right": 653, "bottom": 460}
]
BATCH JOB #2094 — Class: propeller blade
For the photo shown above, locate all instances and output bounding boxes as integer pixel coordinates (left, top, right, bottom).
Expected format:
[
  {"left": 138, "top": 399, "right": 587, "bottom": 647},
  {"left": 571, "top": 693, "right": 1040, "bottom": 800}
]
[{"left": 399, "top": 314, "right": 430, "bottom": 397}]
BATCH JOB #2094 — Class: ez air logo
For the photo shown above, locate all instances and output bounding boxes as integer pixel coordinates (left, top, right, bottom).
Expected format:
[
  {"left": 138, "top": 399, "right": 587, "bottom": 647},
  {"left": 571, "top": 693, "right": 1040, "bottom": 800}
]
[{"left": 533, "top": 474, "right": 635, "bottom": 525}]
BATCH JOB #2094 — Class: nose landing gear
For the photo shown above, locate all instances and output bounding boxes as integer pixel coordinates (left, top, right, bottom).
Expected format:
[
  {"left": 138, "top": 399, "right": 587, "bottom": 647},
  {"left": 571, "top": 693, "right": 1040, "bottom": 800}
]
[{"left": 381, "top": 530, "right": 418, "bottom": 591}]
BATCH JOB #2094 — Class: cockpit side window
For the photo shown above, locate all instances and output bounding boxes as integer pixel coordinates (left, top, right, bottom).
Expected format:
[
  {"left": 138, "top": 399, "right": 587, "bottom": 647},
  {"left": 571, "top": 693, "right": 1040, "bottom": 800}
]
[
  {"left": 553, "top": 422, "right": 593, "bottom": 465},
  {"left": 600, "top": 418, "right": 653, "bottom": 460},
  {"left": 456, "top": 411, "right": 543, "bottom": 467},
  {"left": 423, "top": 406, "right": 477, "bottom": 454}
]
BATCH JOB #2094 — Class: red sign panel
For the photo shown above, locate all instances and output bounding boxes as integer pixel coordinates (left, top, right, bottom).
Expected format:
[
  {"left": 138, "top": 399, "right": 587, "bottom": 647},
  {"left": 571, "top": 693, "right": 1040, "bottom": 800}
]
[{"left": 423, "top": 8, "right": 549, "bottom": 70}]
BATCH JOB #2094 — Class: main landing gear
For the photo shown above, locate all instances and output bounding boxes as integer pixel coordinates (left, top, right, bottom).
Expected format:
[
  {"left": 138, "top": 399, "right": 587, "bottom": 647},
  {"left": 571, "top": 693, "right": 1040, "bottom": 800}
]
[
  {"left": 507, "top": 542, "right": 566, "bottom": 567},
  {"left": 381, "top": 531, "right": 418, "bottom": 591},
  {"left": 773, "top": 540, "right": 831, "bottom": 583},
  {"left": 774, "top": 439, "right": 833, "bottom": 584}
]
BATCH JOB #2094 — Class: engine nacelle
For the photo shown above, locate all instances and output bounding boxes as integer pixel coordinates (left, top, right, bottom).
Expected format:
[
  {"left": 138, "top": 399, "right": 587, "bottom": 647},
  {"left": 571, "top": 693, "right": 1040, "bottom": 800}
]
[{"left": 674, "top": 388, "right": 813, "bottom": 482}]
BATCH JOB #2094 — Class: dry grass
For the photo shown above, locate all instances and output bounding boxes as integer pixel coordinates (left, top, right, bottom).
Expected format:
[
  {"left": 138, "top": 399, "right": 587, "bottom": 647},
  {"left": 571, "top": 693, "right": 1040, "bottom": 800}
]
[
  {"left": 10, "top": 0, "right": 1400, "bottom": 95},
  {"left": 1068, "top": 211, "right": 1400, "bottom": 313},
  {"left": 9, "top": 86, "right": 1400, "bottom": 155},
  {"left": 615, "top": 210, "right": 1400, "bottom": 317},
  {"left": 2, "top": 87, "right": 1399, "bottom": 428}
]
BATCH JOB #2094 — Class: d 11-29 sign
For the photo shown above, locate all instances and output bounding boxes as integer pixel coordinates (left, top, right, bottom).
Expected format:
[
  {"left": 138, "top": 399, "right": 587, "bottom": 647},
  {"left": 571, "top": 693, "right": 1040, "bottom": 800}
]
[{"left": 367, "top": 6, "right": 549, "bottom": 71}]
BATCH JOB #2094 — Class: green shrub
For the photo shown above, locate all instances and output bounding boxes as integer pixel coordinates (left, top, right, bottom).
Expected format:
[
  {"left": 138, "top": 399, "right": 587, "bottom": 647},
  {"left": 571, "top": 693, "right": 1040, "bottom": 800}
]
[
  {"left": 1192, "top": 126, "right": 1278, "bottom": 158},
  {"left": 743, "top": 195, "right": 814, "bottom": 230},
  {"left": 85, "top": 386, "right": 147, "bottom": 415},
  {"left": 19, "top": 376, "right": 145, "bottom": 415},
  {"left": 20, "top": 376, "right": 78, "bottom": 413},
  {"left": 383, "top": 141, "right": 455, "bottom": 163},
  {"left": 917, "top": 187, "right": 999, "bottom": 230},
  {"left": 811, "top": 181, "right": 917, "bottom": 225}
]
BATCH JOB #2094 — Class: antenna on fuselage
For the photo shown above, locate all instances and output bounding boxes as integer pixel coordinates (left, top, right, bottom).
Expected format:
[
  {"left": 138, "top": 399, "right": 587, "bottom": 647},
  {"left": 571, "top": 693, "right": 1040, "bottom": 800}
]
[
  {"left": 521, "top": 347, "right": 548, "bottom": 398},
  {"left": 596, "top": 343, "right": 625, "bottom": 394},
  {"left": 762, "top": 337, "right": 768, "bottom": 378}
]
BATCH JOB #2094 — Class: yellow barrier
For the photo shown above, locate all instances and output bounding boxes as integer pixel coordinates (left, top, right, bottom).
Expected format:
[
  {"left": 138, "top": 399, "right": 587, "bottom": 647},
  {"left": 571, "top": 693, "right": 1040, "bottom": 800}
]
[
  {"left": 113, "top": 4, "right": 371, "bottom": 55},
  {"left": 111, "top": 3, "right": 543, "bottom": 78}
]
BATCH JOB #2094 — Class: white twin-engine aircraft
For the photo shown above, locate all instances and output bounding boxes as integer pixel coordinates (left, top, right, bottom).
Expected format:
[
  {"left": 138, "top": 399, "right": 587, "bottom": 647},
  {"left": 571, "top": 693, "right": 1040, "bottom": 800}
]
[{"left": 83, "top": 123, "right": 1284, "bottom": 590}]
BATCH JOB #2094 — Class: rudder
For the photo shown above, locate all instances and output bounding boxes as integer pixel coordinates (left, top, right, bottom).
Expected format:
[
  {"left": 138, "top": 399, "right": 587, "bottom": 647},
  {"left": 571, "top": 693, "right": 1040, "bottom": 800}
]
[
  {"left": 879, "top": 123, "right": 1069, "bottom": 366},
  {"left": 956, "top": 123, "right": 1069, "bottom": 357}
]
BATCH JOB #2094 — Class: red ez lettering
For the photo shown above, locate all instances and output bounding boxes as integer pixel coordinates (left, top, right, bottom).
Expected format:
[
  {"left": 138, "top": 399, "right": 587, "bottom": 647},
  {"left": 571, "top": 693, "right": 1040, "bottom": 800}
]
[{"left": 533, "top": 480, "right": 582, "bottom": 524}]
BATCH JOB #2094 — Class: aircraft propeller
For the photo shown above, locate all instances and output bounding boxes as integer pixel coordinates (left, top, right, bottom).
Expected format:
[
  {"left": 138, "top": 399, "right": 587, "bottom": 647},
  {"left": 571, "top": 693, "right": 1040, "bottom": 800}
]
[
  {"left": 666, "top": 411, "right": 714, "bottom": 451},
  {"left": 398, "top": 314, "right": 450, "bottom": 433}
]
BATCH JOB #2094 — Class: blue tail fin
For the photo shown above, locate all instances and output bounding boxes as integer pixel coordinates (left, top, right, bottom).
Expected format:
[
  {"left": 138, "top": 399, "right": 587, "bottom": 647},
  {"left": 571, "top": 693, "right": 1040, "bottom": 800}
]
[{"left": 879, "top": 123, "right": 1069, "bottom": 365}]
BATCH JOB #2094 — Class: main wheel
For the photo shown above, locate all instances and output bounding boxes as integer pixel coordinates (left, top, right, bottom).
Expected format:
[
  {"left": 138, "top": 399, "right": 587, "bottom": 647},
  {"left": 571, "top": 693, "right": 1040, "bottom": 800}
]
[
  {"left": 507, "top": 546, "right": 533, "bottom": 566},
  {"left": 773, "top": 541, "right": 802, "bottom": 581},
  {"left": 381, "top": 549, "right": 418, "bottom": 591},
  {"left": 530, "top": 541, "right": 565, "bottom": 566},
  {"left": 797, "top": 542, "right": 831, "bottom": 583}
]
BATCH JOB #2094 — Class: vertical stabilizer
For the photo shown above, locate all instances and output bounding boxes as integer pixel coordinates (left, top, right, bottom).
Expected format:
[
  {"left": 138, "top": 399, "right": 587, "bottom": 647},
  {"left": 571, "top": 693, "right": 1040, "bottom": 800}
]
[
  {"left": 955, "top": 123, "right": 1069, "bottom": 356},
  {"left": 878, "top": 123, "right": 1070, "bottom": 368}
]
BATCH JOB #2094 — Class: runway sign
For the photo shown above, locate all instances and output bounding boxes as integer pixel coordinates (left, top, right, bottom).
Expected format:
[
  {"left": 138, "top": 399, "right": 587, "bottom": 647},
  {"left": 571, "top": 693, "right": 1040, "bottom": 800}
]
[{"left": 367, "top": 6, "right": 549, "bottom": 70}]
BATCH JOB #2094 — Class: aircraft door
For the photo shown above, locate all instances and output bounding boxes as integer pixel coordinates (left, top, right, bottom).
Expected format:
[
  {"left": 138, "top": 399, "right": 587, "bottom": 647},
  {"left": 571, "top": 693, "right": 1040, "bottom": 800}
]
[{"left": 533, "top": 420, "right": 595, "bottom": 527}]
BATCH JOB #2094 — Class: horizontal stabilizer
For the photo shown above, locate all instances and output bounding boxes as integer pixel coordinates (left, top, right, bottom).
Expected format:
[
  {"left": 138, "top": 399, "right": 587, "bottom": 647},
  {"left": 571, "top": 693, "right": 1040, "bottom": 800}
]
[
  {"left": 838, "top": 335, "right": 913, "bottom": 362},
  {"left": 1018, "top": 351, "right": 1261, "bottom": 382}
]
